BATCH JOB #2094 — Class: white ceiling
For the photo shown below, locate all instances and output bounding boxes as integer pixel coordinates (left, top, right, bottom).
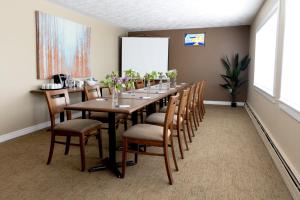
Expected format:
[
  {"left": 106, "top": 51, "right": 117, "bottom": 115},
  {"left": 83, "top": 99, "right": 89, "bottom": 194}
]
[{"left": 48, "top": 0, "right": 265, "bottom": 31}]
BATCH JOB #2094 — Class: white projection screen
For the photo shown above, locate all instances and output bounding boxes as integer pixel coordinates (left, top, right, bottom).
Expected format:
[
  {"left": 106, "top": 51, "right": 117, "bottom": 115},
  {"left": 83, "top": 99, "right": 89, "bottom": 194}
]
[{"left": 121, "top": 37, "right": 169, "bottom": 76}]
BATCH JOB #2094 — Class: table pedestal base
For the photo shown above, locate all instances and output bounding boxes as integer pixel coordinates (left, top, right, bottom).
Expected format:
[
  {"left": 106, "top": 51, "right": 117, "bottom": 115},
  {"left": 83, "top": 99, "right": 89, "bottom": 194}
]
[{"left": 88, "top": 158, "right": 136, "bottom": 178}]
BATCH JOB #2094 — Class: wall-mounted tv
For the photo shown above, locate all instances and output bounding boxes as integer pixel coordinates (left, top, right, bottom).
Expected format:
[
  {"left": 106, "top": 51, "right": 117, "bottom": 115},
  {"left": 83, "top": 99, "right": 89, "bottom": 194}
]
[{"left": 184, "top": 33, "right": 205, "bottom": 46}]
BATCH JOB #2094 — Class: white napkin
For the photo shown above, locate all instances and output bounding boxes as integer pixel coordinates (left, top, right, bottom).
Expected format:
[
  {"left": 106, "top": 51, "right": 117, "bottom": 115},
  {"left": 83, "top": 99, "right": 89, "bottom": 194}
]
[
  {"left": 96, "top": 98, "right": 107, "bottom": 101},
  {"left": 139, "top": 96, "right": 151, "bottom": 99},
  {"left": 117, "top": 105, "right": 130, "bottom": 108}
]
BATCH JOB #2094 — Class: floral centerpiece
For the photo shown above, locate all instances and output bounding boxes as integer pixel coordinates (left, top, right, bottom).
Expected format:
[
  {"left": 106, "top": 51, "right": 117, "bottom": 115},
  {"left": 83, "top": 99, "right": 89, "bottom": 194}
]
[
  {"left": 166, "top": 69, "right": 177, "bottom": 88},
  {"left": 101, "top": 71, "right": 127, "bottom": 106}
]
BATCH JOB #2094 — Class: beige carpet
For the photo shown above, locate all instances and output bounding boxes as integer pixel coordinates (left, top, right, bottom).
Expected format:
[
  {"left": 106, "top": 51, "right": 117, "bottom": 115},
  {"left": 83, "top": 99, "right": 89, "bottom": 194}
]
[{"left": 0, "top": 106, "right": 292, "bottom": 200}]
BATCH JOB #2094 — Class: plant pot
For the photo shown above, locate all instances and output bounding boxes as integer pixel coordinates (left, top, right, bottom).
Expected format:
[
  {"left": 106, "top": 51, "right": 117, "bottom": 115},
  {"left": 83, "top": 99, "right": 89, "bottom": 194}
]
[{"left": 231, "top": 102, "right": 237, "bottom": 107}]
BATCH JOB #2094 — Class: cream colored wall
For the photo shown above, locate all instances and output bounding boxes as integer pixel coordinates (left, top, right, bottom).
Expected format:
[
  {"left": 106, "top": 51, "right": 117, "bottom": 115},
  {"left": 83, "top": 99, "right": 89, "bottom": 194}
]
[
  {"left": 248, "top": 0, "right": 300, "bottom": 181},
  {"left": 0, "top": 0, "right": 127, "bottom": 134}
]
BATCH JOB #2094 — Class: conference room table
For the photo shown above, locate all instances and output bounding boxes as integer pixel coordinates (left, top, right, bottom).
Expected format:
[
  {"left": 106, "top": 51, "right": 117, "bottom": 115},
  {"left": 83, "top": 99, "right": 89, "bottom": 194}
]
[{"left": 64, "top": 83, "right": 188, "bottom": 177}]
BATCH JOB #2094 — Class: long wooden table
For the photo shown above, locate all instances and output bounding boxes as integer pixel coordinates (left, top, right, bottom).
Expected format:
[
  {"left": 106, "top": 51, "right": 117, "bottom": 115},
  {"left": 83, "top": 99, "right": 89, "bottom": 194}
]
[{"left": 64, "top": 83, "right": 188, "bottom": 177}]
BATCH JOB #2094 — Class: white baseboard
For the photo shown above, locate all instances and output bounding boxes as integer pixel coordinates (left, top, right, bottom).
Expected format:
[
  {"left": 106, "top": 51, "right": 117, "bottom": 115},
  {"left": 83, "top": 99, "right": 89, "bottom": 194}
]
[
  {"left": 204, "top": 100, "right": 245, "bottom": 106},
  {"left": 0, "top": 112, "right": 82, "bottom": 143},
  {"left": 245, "top": 103, "right": 300, "bottom": 200}
]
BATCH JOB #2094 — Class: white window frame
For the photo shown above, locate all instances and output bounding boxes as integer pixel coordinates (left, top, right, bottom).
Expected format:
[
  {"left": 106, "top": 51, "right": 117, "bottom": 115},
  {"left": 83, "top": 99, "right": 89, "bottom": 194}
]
[
  {"left": 253, "top": 4, "right": 279, "bottom": 101},
  {"left": 278, "top": 0, "right": 300, "bottom": 122}
]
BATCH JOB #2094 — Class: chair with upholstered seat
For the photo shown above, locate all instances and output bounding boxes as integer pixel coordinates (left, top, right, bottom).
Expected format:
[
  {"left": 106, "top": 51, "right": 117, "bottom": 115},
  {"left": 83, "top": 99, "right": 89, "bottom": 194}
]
[
  {"left": 45, "top": 89, "right": 102, "bottom": 171},
  {"left": 84, "top": 85, "right": 128, "bottom": 130},
  {"left": 121, "top": 95, "right": 179, "bottom": 185},
  {"left": 160, "top": 84, "right": 195, "bottom": 142},
  {"left": 145, "top": 89, "right": 190, "bottom": 159}
]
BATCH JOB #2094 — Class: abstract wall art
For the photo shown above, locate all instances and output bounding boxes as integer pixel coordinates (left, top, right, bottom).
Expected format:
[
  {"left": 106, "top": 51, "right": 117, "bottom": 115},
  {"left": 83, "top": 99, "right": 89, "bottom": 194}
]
[
  {"left": 184, "top": 33, "right": 205, "bottom": 46},
  {"left": 36, "top": 11, "right": 91, "bottom": 79}
]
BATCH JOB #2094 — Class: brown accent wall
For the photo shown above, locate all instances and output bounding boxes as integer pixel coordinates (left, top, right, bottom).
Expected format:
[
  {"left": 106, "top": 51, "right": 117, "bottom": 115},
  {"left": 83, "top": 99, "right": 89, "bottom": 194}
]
[{"left": 129, "top": 26, "right": 250, "bottom": 101}]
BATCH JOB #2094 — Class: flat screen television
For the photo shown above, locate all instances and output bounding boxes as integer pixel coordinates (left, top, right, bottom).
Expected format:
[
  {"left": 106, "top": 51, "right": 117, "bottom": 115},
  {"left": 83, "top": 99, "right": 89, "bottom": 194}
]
[{"left": 184, "top": 33, "right": 205, "bottom": 46}]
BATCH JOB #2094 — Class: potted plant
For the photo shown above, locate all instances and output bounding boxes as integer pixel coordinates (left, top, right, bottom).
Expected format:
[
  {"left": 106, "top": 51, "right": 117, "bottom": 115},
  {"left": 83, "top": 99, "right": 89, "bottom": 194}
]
[
  {"left": 219, "top": 53, "right": 250, "bottom": 107},
  {"left": 166, "top": 69, "right": 177, "bottom": 88},
  {"left": 124, "top": 69, "right": 139, "bottom": 95}
]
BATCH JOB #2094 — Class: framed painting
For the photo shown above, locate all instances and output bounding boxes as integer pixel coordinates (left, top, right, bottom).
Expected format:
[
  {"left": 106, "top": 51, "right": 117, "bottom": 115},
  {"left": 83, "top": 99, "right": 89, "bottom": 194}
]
[
  {"left": 36, "top": 11, "right": 91, "bottom": 79},
  {"left": 184, "top": 33, "right": 205, "bottom": 46}
]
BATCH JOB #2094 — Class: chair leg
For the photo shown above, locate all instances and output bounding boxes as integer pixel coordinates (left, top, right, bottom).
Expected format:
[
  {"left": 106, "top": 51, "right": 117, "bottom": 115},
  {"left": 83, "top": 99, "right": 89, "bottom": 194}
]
[
  {"left": 185, "top": 119, "right": 193, "bottom": 142},
  {"left": 202, "top": 101, "right": 206, "bottom": 115},
  {"left": 124, "top": 119, "right": 128, "bottom": 130},
  {"left": 121, "top": 137, "right": 128, "bottom": 178},
  {"left": 181, "top": 121, "right": 189, "bottom": 150},
  {"left": 176, "top": 125, "right": 184, "bottom": 159},
  {"left": 196, "top": 106, "right": 201, "bottom": 124},
  {"left": 134, "top": 145, "right": 139, "bottom": 163},
  {"left": 79, "top": 135, "right": 86, "bottom": 171},
  {"left": 194, "top": 108, "right": 200, "bottom": 127},
  {"left": 47, "top": 134, "right": 55, "bottom": 165},
  {"left": 140, "top": 110, "right": 144, "bottom": 123},
  {"left": 189, "top": 114, "right": 195, "bottom": 137},
  {"left": 192, "top": 111, "right": 198, "bottom": 130},
  {"left": 170, "top": 137, "right": 179, "bottom": 171},
  {"left": 97, "top": 129, "right": 103, "bottom": 159},
  {"left": 163, "top": 143, "right": 173, "bottom": 185},
  {"left": 64, "top": 136, "right": 71, "bottom": 155},
  {"left": 198, "top": 105, "right": 203, "bottom": 122}
]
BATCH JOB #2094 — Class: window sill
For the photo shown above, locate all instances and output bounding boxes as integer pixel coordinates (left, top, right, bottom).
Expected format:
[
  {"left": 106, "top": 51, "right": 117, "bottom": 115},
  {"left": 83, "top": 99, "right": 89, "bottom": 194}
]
[
  {"left": 279, "top": 101, "right": 300, "bottom": 123},
  {"left": 253, "top": 86, "right": 276, "bottom": 103}
]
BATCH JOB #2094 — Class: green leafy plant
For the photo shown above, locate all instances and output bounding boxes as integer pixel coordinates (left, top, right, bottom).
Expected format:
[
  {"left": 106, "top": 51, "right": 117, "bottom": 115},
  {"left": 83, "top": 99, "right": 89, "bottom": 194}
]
[
  {"left": 101, "top": 71, "right": 126, "bottom": 92},
  {"left": 124, "top": 69, "right": 139, "bottom": 89},
  {"left": 220, "top": 53, "right": 251, "bottom": 107},
  {"left": 166, "top": 70, "right": 177, "bottom": 79},
  {"left": 144, "top": 71, "right": 158, "bottom": 81}
]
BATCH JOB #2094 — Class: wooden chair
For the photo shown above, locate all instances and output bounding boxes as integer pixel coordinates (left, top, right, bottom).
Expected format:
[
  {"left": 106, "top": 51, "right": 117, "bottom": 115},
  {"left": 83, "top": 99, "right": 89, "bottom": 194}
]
[
  {"left": 159, "top": 85, "right": 195, "bottom": 142},
  {"left": 45, "top": 89, "right": 102, "bottom": 171},
  {"left": 84, "top": 85, "right": 128, "bottom": 130},
  {"left": 144, "top": 89, "right": 190, "bottom": 159},
  {"left": 121, "top": 95, "right": 179, "bottom": 185},
  {"left": 185, "top": 84, "right": 196, "bottom": 141}
]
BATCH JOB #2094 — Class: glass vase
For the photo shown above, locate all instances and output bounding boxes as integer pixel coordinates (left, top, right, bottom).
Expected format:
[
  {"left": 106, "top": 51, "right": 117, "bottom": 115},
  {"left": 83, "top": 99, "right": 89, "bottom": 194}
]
[
  {"left": 112, "top": 87, "right": 119, "bottom": 107},
  {"left": 130, "top": 84, "right": 136, "bottom": 96},
  {"left": 159, "top": 77, "right": 163, "bottom": 91},
  {"left": 147, "top": 80, "right": 151, "bottom": 96},
  {"left": 171, "top": 77, "right": 176, "bottom": 88}
]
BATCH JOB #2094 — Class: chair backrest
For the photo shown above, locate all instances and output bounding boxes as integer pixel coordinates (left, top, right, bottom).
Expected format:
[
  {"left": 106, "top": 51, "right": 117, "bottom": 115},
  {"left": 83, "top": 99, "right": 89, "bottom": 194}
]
[
  {"left": 177, "top": 89, "right": 189, "bottom": 123},
  {"left": 163, "top": 94, "right": 179, "bottom": 142},
  {"left": 135, "top": 79, "right": 144, "bottom": 89},
  {"left": 186, "top": 84, "right": 195, "bottom": 118},
  {"left": 84, "top": 85, "right": 101, "bottom": 100},
  {"left": 45, "top": 89, "right": 71, "bottom": 129}
]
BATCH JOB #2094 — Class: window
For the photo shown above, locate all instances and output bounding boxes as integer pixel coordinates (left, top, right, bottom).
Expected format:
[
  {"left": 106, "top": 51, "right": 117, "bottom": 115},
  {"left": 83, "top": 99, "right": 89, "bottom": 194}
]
[
  {"left": 280, "top": 0, "right": 300, "bottom": 112},
  {"left": 254, "top": 7, "right": 279, "bottom": 96}
]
